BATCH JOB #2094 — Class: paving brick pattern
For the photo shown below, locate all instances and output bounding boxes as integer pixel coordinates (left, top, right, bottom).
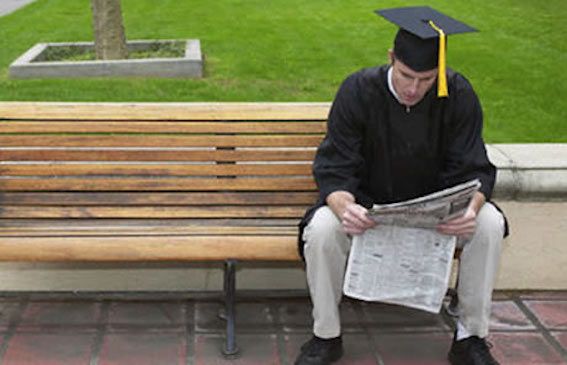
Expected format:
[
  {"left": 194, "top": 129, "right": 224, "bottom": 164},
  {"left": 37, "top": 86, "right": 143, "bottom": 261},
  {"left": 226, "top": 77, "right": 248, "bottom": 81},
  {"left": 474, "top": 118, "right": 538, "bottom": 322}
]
[{"left": 0, "top": 292, "right": 565, "bottom": 364}]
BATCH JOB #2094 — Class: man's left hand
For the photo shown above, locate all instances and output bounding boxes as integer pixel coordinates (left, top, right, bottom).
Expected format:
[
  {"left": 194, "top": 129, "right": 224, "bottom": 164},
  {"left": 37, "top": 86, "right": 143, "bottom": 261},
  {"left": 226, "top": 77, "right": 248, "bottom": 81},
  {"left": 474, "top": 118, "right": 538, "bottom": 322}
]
[{"left": 436, "top": 206, "right": 477, "bottom": 238}]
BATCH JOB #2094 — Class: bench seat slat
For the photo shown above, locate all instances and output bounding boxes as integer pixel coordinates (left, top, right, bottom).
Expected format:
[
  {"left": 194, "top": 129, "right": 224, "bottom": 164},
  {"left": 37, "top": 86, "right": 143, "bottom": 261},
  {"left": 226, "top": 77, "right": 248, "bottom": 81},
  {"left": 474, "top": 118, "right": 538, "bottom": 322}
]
[
  {"left": 0, "top": 121, "right": 327, "bottom": 134},
  {"left": 0, "top": 177, "right": 317, "bottom": 191},
  {"left": 0, "top": 135, "right": 324, "bottom": 148},
  {"left": 0, "top": 163, "right": 312, "bottom": 176},
  {"left": 0, "top": 149, "right": 317, "bottom": 162},
  {"left": 0, "top": 192, "right": 319, "bottom": 206},
  {"left": 0, "top": 225, "right": 298, "bottom": 237},
  {"left": 0, "top": 218, "right": 299, "bottom": 228},
  {"left": 0, "top": 235, "right": 301, "bottom": 261},
  {"left": 0, "top": 206, "right": 309, "bottom": 219}
]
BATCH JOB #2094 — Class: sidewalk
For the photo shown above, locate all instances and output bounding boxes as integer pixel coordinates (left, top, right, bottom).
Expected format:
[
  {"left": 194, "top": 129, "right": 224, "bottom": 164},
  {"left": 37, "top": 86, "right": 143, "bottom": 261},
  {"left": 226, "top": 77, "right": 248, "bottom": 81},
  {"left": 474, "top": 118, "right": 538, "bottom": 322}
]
[
  {"left": 0, "top": 0, "right": 35, "bottom": 17},
  {"left": 0, "top": 291, "right": 565, "bottom": 364}
]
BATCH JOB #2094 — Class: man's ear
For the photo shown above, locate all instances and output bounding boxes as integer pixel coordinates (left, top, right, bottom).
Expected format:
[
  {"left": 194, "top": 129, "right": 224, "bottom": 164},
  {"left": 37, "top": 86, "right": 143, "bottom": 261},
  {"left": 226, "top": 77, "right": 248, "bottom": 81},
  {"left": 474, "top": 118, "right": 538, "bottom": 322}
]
[{"left": 388, "top": 49, "right": 395, "bottom": 65}]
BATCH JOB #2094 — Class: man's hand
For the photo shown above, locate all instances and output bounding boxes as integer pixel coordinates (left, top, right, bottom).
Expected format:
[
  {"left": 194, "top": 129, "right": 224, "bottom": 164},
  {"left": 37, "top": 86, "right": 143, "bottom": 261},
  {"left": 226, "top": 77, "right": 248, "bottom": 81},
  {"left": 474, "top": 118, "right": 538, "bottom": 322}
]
[
  {"left": 436, "top": 191, "right": 485, "bottom": 238},
  {"left": 341, "top": 202, "right": 377, "bottom": 235},
  {"left": 326, "top": 191, "right": 377, "bottom": 235},
  {"left": 436, "top": 206, "right": 477, "bottom": 238}
]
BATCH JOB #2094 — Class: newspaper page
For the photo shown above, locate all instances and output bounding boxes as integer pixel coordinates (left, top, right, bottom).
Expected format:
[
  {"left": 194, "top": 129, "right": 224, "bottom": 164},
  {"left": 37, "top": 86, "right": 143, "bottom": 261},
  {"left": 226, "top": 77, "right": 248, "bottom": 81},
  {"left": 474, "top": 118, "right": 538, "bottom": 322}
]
[{"left": 343, "top": 179, "right": 481, "bottom": 313}]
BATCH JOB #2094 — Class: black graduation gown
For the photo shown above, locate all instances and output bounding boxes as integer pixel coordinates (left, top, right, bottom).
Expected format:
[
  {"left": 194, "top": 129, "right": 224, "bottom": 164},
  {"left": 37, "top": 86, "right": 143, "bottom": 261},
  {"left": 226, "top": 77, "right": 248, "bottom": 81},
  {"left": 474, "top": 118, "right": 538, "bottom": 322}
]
[{"left": 298, "top": 65, "right": 502, "bottom": 257}]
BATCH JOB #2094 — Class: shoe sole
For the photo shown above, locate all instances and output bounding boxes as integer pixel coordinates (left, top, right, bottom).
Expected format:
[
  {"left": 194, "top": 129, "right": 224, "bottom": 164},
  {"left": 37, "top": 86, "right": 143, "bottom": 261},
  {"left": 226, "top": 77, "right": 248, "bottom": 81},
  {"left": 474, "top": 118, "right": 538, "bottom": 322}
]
[
  {"left": 294, "top": 346, "right": 343, "bottom": 365},
  {"left": 293, "top": 351, "right": 343, "bottom": 365}
]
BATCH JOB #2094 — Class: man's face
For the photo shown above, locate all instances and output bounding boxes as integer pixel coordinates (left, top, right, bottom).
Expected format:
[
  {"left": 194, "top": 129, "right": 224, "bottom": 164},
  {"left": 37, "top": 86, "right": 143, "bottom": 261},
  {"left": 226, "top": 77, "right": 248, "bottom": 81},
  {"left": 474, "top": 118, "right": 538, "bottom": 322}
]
[{"left": 389, "top": 52, "right": 438, "bottom": 107}]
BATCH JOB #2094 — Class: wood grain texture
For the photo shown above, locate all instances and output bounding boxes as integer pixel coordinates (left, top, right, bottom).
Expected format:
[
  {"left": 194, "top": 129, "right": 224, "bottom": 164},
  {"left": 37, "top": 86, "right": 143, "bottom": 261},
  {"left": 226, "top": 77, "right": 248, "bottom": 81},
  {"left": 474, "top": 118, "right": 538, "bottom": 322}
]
[
  {"left": 0, "top": 102, "right": 331, "bottom": 121},
  {"left": 0, "top": 163, "right": 312, "bottom": 176},
  {"left": 0, "top": 177, "right": 317, "bottom": 191},
  {"left": 0, "top": 235, "right": 301, "bottom": 261},
  {"left": 0, "top": 121, "right": 327, "bottom": 134},
  {"left": 0, "top": 225, "right": 298, "bottom": 237},
  {"left": 0, "top": 149, "right": 317, "bottom": 162},
  {"left": 0, "top": 192, "right": 318, "bottom": 206},
  {"left": 0, "top": 218, "right": 299, "bottom": 228},
  {"left": 0, "top": 135, "right": 324, "bottom": 148},
  {"left": 0, "top": 102, "right": 326, "bottom": 263},
  {"left": 0, "top": 206, "right": 309, "bottom": 219}
]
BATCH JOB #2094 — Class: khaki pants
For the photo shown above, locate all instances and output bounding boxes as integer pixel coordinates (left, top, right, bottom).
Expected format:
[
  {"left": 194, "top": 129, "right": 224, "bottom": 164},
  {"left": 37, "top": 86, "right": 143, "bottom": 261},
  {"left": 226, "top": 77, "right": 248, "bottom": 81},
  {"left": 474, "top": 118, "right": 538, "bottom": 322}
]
[{"left": 302, "top": 203, "right": 505, "bottom": 339}]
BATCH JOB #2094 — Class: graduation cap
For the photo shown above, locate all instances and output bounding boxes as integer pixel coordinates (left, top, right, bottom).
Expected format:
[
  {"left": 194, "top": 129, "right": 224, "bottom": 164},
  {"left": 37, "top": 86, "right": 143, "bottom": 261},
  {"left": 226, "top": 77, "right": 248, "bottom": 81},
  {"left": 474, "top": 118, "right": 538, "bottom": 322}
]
[{"left": 376, "top": 6, "right": 477, "bottom": 97}]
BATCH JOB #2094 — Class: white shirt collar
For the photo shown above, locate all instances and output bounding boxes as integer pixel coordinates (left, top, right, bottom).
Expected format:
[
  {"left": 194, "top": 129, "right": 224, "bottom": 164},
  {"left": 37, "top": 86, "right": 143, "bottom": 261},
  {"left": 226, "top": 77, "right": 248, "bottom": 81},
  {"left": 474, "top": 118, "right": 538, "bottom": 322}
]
[
  {"left": 387, "top": 66, "right": 402, "bottom": 103},
  {"left": 387, "top": 66, "right": 411, "bottom": 112}
]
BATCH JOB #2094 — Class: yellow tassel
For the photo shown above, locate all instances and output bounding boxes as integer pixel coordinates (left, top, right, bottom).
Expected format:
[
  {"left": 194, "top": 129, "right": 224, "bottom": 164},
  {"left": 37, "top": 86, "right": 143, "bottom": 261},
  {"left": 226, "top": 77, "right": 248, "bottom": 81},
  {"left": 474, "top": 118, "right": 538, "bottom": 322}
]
[{"left": 428, "top": 20, "right": 448, "bottom": 97}]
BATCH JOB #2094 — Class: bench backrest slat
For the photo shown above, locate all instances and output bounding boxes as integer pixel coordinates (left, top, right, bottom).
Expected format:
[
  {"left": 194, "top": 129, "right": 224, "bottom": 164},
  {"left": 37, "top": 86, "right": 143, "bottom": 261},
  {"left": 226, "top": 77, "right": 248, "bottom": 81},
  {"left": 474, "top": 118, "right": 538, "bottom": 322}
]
[
  {"left": 0, "top": 102, "right": 330, "bottom": 120},
  {"left": 0, "top": 149, "right": 317, "bottom": 162},
  {"left": 0, "top": 135, "right": 324, "bottom": 148},
  {"left": 0, "top": 192, "right": 318, "bottom": 205},
  {"left": 0, "top": 121, "right": 327, "bottom": 133},
  {"left": 0, "top": 177, "right": 317, "bottom": 191},
  {"left": 0, "top": 206, "right": 309, "bottom": 219},
  {"left": 0, "top": 164, "right": 313, "bottom": 176}
]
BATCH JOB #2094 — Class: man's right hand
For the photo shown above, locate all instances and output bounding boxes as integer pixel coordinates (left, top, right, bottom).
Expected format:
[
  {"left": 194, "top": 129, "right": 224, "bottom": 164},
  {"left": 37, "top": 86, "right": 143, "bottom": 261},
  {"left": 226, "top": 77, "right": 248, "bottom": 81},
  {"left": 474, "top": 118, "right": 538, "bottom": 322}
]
[{"left": 326, "top": 191, "right": 377, "bottom": 235}]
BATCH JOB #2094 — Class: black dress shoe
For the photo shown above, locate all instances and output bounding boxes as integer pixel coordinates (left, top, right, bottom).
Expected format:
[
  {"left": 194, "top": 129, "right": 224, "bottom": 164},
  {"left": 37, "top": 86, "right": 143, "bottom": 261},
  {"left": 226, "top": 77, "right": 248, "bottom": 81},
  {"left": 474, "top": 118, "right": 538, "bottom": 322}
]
[
  {"left": 448, "top": 336, "right": 500, "bottom": 365},
  {"left": 294, "top": 336, "right": 343, "bottom": 365}
]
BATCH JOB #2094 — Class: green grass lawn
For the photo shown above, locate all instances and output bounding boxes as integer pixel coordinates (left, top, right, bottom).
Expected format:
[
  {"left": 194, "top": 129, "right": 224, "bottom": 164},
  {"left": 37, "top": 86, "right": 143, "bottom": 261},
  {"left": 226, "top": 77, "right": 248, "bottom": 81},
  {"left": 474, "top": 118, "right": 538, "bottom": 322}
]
[{"left": 0, "top": 0, "right": 565, "bottom": 142}]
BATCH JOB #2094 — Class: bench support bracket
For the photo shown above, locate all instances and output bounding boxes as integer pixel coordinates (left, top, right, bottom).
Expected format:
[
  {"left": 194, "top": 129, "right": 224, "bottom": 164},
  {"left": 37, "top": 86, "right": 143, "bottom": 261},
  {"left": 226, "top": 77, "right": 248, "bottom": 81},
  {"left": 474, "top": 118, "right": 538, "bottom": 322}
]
[{"left": 222, "top": 259, "right": 239, "bottom": 357}]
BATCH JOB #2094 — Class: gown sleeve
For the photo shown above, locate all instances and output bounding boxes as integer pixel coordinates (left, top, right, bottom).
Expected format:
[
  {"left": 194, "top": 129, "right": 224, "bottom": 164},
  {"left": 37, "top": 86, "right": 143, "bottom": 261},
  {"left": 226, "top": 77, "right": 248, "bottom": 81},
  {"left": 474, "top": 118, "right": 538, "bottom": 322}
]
[
  {"left": 313, "top": 74, "right": 367, "bottom": 202},
  {"left": 441, "top": 74, "right": 496, "bottom": 199}
]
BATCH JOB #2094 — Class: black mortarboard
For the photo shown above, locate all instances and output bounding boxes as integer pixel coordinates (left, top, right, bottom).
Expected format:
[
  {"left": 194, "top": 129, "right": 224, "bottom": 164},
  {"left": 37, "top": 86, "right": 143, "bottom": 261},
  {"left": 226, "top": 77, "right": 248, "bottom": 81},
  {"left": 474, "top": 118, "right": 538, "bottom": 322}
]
[{"left": 375, "top": 6, "right": 477, "bottom": 97}]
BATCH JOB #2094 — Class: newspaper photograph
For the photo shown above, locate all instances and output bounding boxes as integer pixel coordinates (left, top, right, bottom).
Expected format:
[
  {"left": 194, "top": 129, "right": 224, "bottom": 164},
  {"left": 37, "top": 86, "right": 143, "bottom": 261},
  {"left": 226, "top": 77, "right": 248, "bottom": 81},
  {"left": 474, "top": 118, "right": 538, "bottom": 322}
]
[{"left": 343, "top": 179, "right": 481, "bottom": 313}]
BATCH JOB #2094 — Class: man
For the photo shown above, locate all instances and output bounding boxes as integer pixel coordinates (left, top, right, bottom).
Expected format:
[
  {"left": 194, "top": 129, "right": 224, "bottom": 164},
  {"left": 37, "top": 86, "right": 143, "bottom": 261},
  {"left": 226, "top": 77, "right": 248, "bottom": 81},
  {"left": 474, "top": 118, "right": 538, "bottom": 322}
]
[{"left": 295, "top": 6, "right": 507, "bottom": 365}]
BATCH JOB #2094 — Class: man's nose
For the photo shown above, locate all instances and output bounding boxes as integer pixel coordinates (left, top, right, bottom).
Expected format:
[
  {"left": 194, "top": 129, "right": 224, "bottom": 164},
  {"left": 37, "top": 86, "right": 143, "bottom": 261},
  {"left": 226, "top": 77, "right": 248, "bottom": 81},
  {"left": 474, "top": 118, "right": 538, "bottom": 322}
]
[{"left": 408, "top": 78, "right": 419, "bottom": 94}]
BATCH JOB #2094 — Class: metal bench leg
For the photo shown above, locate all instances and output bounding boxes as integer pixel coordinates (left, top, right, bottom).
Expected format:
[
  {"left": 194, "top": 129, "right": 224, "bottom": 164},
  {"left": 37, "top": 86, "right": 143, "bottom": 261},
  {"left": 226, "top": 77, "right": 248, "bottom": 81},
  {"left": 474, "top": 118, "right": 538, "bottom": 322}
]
[
  {"left": 222, "top": 259, "right": 239, "bottom": 358},
  {"left": 446, "top": 258, "right": 461, "bottom": 318},
  {"left": 446, "top": 287, "right": 460, "bottom": 317}
]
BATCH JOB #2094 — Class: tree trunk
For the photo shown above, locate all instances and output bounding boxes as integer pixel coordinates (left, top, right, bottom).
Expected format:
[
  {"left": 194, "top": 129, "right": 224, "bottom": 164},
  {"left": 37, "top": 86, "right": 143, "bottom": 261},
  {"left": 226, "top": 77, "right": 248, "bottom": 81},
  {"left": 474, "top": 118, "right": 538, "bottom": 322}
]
[{"left": 91, "top": 0, "right": 128, "bottom": 60}]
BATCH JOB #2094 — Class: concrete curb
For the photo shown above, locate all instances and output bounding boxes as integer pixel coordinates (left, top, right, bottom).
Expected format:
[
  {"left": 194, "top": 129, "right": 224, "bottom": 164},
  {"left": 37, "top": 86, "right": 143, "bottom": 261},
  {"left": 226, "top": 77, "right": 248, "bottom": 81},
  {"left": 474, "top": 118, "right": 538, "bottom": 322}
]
[
  {"left": 0, "top": 0, "right": 35, "bottom": 17},
  {"left": 489, "top": 144, "right": 567, "bottom": 200},
  {"left": 9, "top": 40, "right": 203, "bottom": 79}
]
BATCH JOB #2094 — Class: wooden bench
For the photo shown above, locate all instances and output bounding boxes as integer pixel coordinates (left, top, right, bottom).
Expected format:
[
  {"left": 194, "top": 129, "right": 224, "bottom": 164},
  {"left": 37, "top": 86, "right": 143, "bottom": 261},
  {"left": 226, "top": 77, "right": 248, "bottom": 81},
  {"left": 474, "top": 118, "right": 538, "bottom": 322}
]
[
  {"left": 0, "top": 102, "right": 329, "bottom": 356},
  {"left": 0, "top": 102, "right": 466, "bottom": 355}
]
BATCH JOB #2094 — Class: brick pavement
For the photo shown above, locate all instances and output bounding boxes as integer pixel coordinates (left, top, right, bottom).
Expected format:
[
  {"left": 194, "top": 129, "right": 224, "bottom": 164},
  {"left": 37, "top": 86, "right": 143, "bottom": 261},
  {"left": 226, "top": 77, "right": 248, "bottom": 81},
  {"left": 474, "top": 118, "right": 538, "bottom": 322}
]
[{"left": 0, "top": 291, "right": 565, "bottom": 364}]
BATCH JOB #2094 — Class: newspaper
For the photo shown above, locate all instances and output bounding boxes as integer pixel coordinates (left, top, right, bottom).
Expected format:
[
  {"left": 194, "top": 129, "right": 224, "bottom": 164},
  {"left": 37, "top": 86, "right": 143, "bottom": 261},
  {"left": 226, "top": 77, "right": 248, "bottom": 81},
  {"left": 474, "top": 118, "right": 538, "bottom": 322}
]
[{"left": 343, "top": 179, "right": 481, "bottom": 313}]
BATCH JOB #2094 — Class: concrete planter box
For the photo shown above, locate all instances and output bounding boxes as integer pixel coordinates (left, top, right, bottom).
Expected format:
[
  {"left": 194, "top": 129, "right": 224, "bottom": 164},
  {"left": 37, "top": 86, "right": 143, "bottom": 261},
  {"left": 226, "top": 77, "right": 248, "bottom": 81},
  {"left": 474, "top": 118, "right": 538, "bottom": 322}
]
[{"left": 9, "top": 39, "right": 203, "bottom": 79}]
